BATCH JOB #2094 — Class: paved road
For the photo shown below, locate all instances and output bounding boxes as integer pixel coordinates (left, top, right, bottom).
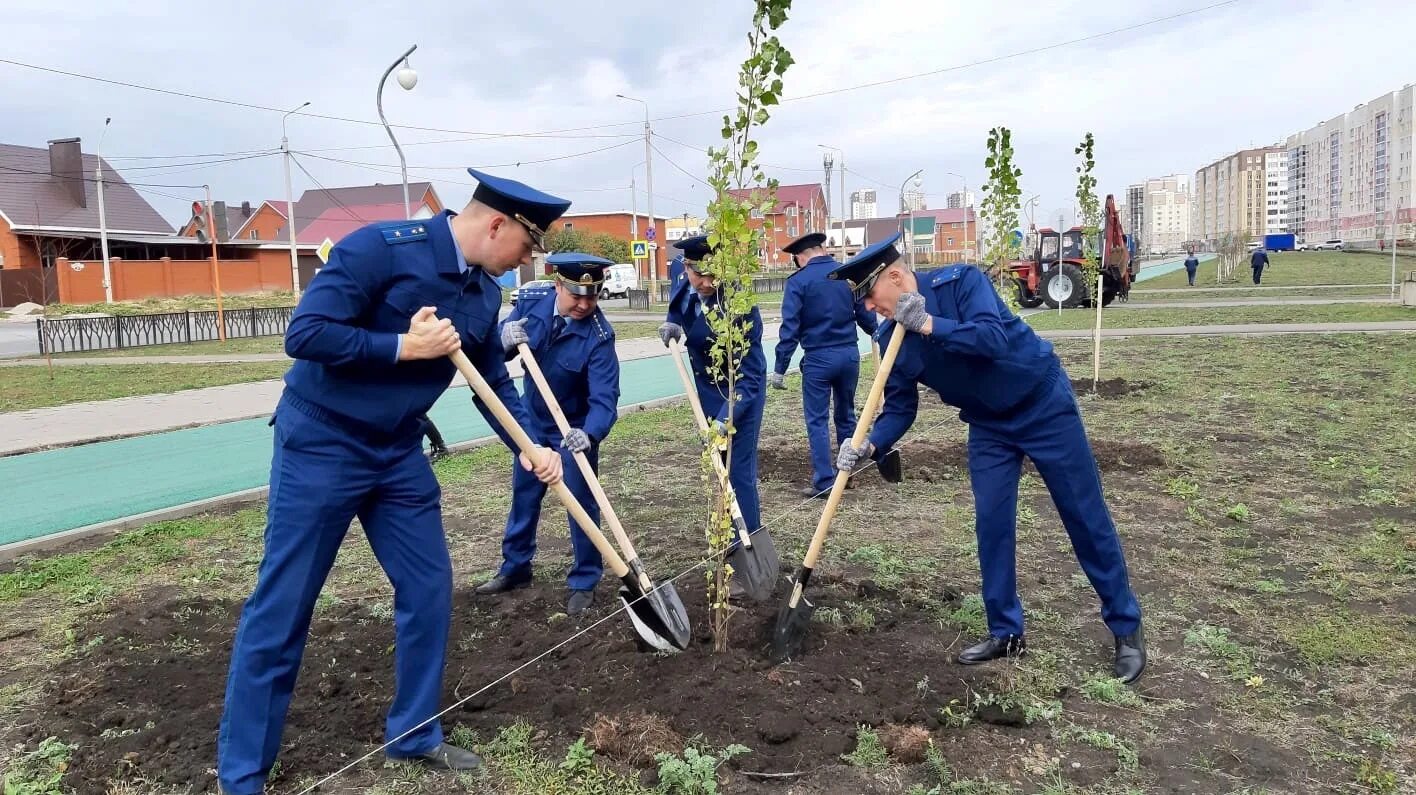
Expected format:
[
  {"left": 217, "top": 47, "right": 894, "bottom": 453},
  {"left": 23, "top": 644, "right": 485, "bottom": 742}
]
[{"left": 0, "top": 320, "right": 38, "bottom": 359}]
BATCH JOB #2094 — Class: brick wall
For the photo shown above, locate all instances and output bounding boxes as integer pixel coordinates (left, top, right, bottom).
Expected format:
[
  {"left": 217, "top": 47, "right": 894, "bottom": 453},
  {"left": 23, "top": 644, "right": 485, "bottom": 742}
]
[
  {"left": 0, "top": 218, "right": 42, "bottom": 271},
  {"left": 554, "top": 213, "right": 668, "bottom": 281},
  {"left": 55, "top": 250, "right": 294, "bottom": 303}
]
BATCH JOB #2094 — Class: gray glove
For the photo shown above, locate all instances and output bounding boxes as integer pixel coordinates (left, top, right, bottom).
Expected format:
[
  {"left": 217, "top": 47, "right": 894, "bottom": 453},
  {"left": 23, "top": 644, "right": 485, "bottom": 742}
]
[
  {"left": 836, "top": 439, "right": 875, "bottom": 472},
  {"left": 561, "top": 428, "right": 591, "bottom": 454},
  {"left": 768, "top": 372, "right": 786, "bottom": 390},
  {"left": 657, "top": 321, "right": 684, "bottom": 347},
  {"left": 699, "top": 418, "right": 729, "bottom": 448},
  {"left": 894, "top": 291, "right": 930, "bottom": 333},
  {"left": 500, "top": 318, "right": 530, "bottom": 354}
]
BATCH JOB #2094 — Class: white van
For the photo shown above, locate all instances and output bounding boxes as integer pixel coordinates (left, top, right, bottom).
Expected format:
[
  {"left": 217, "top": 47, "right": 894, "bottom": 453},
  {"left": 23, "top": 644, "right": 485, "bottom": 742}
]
[{"left": 600, "top": 264, "right": 639, "bottom": 299}]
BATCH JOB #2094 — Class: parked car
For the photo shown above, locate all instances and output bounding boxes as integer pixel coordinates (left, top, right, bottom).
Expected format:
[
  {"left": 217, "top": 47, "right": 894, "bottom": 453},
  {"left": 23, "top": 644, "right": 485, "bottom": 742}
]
[
  {"left": 508, "top": 277, "right": 555, "bottom": 306},
  {"left": 599, "top": 263, "right": 639, "bottom": 299},
  {"left": 1314, "top": 239, "right": 1344, "bottom": 251}
]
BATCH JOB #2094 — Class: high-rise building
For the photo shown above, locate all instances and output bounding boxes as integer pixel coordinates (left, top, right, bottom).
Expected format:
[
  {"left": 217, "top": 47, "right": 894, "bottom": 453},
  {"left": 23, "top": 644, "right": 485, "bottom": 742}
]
[
  {"left": 945, "top": 190, "right": 975, "bottom": 210},
  {"left": 1192, "top": 147, "right": 1284, "bottom": 246},
  {"left": 849, "top": 189, "right": 877, "bottom": 220},
  {"left": 1286, "top": 84, "right": 1415, "bottom": 245},
  {"left": 1125, "top": 184, "right": 1145, "bottom": 246},
  {"left": 901, "top": 189, "right": 927, "bottom": 212}
]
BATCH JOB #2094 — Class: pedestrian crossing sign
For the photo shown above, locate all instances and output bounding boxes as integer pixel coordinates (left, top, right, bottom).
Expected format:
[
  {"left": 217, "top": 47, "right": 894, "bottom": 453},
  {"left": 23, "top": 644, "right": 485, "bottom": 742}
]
[
  {"left": 631, "top": 240, "right": 648, "bottom": 259},
  {"left": 316, "top": 237, "right": 335, "bottom": 264}
]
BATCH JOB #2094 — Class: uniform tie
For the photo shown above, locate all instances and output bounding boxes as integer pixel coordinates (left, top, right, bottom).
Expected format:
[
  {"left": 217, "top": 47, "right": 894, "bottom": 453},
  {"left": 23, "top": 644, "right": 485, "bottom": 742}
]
[{"left": 551, "top": 315, "right": 567, "bottom": 341}]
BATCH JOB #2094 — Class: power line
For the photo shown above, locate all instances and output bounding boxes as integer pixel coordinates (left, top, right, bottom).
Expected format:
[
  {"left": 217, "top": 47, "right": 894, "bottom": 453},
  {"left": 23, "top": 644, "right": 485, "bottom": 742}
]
[
  {"left": 649, "top": 142, "right": 706, "bottom": 187},
  {"left": 1, "top": 2, "right": 1241, "bottom": 146},
  {"left": 289, "top": 155, "right": 369, "bottom": 225},
  {"left": 294, "top": 138, "right": 639, "bottom": 172}
]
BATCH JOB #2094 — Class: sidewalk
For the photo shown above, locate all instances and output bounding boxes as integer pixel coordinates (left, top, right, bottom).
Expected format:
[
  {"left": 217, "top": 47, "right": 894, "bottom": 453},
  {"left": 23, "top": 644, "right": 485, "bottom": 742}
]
[
  {"left": 1113, "top": 297, "right": 1400, "bottom": 309},
  {"left": 1130, "top": 283, "right": 1390, "bottom": 295},
  {"left": 0, "top": 325, "right": 781, "bottom": 456},
  {"left": 1038, "top": 320, "right": 1416, "bottom": 339}
]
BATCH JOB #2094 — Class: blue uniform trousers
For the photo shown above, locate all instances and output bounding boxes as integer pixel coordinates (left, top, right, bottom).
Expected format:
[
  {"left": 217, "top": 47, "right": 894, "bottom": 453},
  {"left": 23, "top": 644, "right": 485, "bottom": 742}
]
[
  {"left": 217, "top": 398, "right": 451, "bottom": 794},
  {"left": 698, "top": 385, "right": 764, "bottom": 531},
  {"left": 800, "top": 344, "right": 861, "bottom": 492},
  {"left": 497, "top": 442, "right": 604, "bottom": 592},
  {"left": 964, "top": 369, "right": 1142, "bottom": 639}
]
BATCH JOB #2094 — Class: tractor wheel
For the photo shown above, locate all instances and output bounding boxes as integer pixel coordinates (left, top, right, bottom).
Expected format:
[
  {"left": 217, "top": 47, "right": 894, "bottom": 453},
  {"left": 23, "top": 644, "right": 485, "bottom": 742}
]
[
  {"left": 1041, "top": 264, "right": 1086, "bottom": 309},
  {"left": 1015, "top": 280, "right": 1044, "bottom": 309}
]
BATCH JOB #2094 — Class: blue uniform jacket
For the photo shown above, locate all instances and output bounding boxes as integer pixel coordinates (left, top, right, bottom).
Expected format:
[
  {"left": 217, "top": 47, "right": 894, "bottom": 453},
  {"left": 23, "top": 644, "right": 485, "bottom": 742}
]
[
  {"left": 498, "top": 283, "right": 621, "bottom": 444},
  {"left": 773, "top": 254, "right": 877, "bottom": 373},
  {"left": 868, "top": 264, "right": 1057, "bottom": 451},
  {"left": 1250, "top": 250, "right": 1269, "bottom": 268},
  {"left": 665, "top": 276, "right": 766, "bottom": 426},
  {"left": 282, "top": 211, "right": 529, "bottom": 446}
]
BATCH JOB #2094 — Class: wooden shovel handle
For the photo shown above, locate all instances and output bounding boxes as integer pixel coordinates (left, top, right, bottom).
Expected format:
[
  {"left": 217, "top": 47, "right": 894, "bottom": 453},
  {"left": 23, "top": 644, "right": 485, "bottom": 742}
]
[
  {"left": 666, "top": 337, "right": 745, "bottom": 515},
  {"left": 448, "top": 348, "right": 630, "bottom": 579},
  {"left": 516, "top": 342, "right": 643, "bottom": 569},
  {"left": 800, "top": 323, "right": 907, "bottom": 570}
]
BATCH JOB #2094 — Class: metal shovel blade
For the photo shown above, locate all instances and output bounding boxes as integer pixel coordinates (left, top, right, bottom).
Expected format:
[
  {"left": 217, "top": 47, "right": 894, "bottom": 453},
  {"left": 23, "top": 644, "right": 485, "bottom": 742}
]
[
  {"left": 878, "top": 448, "right": 904, "bottom": 483},
  {"left": 728, "top": 523, "right": 780, "bottom": 602},
  {"left": 769, "top": 578, "right": 815, "bottom": 663},
  {"left": 618, "top": 575, "right": 692, "bottom": 653}
]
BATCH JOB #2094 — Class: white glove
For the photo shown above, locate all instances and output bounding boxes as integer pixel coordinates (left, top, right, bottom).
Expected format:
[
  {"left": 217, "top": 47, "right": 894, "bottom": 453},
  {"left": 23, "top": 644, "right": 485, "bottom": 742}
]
[
  {"left": 837, "top": 439, "right": 875, "bottom": 472},
  {"left": 500, "top": 319, "right": 530, "bottom": 353},
  {"left": 894, "top": 291, "right": 930, "bottom": 333},
  {"left": 561, "top": 428, "right": 591, "bottom": 454}
]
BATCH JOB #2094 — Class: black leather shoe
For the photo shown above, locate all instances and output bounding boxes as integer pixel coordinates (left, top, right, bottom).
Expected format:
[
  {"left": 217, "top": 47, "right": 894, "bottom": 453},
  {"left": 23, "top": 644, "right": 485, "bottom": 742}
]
[
  {"left": 389, "top": 742, "right": 483, "bottom": 771},
  {"left": 956, "top": 634, "right": 1027, "bottom": 665},
  {"left": 1113, "top": 627, "right": 1146, "bottom": 684},
  {"left": 799, "top": 485, "right": 828, "bottom": 499},
  {"left": 567, "top": 589, "right": 595, "bottom": 615},
  {"left": 474, "top": 574, "right": 531, "bottom": 595}
]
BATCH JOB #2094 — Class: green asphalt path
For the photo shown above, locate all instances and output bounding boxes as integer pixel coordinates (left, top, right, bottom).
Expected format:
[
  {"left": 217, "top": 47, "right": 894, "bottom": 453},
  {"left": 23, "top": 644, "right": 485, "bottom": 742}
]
[{"left": 0, "top": 337, "right": 870, "bottom": 546}]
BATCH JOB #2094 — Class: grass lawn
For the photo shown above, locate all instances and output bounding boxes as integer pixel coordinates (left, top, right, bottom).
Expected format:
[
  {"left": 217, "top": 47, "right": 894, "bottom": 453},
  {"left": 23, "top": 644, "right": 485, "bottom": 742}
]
[
  {"left": 1025, "top": 301, "right": 1413, "bottom": 331},
  {"left": 51, "top": 335, "right": 287, "bottom": 358},
  {"left": 1, "top": 362, "right": 289, "bottom": 412},
  {"left": 2, "top": 333, "right": 1412, "bottom": 793},
  {"left": 1140, "top": 251, "right": 1398, "bottom": 290},
  {"left": 41, "top": 292, "right": 298, "bottom": 317},
  {"left": 1129, "top": 285, "right": 1393, "bottom": 302}
]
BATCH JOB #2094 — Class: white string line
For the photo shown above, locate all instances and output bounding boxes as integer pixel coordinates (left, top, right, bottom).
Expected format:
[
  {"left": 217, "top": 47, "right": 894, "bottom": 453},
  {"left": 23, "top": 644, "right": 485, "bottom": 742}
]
[{"left": 296, "top": 392, "right": 952, "bottom": 794}]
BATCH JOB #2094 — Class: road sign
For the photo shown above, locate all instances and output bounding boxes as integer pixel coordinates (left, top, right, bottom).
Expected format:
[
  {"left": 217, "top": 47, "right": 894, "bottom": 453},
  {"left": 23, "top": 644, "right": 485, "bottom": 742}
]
[
  {"left": 317, "top": 237, "right": 335, "bottom": 264},
  {"left": 631, "top": 240, "right": 648, "bottom": 259},
  {"left": 645, "top": 225, "right": 656, "bottom": 241}
]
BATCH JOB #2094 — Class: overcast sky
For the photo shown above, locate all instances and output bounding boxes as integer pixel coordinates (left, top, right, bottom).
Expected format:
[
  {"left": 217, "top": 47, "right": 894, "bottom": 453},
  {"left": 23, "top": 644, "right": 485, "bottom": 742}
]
[{"left": 4, "top": 0, "right": 1413, "bottom": 232}]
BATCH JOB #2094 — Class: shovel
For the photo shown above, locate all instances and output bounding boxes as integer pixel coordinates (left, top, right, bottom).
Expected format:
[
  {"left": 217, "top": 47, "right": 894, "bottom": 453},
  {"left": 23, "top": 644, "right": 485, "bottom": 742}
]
[
  {"left": 515, "top": 342, "right": 691, "bottom": 651},
  {"left": 666, "top": 337, "right": 780, "bottom": 602},
  {"left": 770, "top": 322, "right": 907, "bottom": 663},
  {"left": 447, "top": 347, "right": 686, "bottom": 653}
]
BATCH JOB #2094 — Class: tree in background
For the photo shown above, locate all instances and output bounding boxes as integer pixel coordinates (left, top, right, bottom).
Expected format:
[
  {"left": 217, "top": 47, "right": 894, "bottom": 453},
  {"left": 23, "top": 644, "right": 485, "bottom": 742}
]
[{"left": 979, "top": 126, "right": 1024, "bottom": 309}]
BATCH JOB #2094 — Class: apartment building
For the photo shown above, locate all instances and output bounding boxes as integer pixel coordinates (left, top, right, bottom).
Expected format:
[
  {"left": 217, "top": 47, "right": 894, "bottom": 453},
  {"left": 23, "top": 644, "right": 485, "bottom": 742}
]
[{"left": 1192, "top": 146, "right": 1283, "bottom": 246}]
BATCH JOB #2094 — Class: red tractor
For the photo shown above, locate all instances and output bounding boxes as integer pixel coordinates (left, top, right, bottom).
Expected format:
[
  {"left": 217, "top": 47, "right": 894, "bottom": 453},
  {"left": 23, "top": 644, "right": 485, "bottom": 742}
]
[{"left": 1007, "top": 195, "right": 1136, "bottom": 309}]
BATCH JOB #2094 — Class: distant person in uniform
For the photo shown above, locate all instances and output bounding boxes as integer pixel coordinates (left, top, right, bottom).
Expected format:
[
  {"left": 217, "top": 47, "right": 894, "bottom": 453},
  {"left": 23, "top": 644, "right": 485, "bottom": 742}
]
[
  {"left": 217, "top": 169, "right": 570, "bottom": 792},
  {"left": 658, "top": 234, "right": 778, "bottom": 587},
  {"left": 770, "top": 231, "right": 878, "bottom": 498},
  {"left": 1250, "top": 247, "right": 1269, "bottom": 285},
  {"left": 476, "top": 253, "right": 622, "bottom": 616},
  {"left": 1184, "top": 250, "right": 1200, "bottom": 287},
  {"left": 831, "top": 233, "right": 1146, "bottom": 684}
]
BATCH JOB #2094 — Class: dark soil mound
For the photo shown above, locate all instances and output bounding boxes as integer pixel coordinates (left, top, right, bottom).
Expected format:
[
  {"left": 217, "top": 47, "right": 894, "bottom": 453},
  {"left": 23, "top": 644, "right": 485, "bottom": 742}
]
[{"left": 1072, "top": 377, "right": 1152, "bottom": 398}]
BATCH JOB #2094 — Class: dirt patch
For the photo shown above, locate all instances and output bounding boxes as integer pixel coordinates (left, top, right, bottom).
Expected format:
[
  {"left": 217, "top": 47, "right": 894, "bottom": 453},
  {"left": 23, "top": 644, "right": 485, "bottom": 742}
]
[
  {"left": 29, "top": 580, "right": 991, "bottom": 791},
  {"left": 1071, "top": 377, "right": 1152, "bottom": 398},
  {"left": 584, "top": 711, "right": 684, "bottom": 767},
  {"left": 756, "top": 437, "right": 1165, "bottom": 485}
]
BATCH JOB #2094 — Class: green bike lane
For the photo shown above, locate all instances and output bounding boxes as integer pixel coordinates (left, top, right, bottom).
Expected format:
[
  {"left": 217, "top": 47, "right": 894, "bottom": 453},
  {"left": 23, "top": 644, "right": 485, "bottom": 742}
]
[{"left": 0, "top": 337, "right": 871, "bottom": 547}]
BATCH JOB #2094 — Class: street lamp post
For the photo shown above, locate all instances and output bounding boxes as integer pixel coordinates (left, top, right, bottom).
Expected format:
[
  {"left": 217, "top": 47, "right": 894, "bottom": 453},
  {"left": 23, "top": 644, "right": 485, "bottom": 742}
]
[
  {"left": 897, "top": 169, "right": 923, "bottom": 267},
  {"left": 617, "top": 95, "right": 657, "bottom": 300},
  {"left": 818, "top": 145, "right": 846, "bottom": 259},
  {"left": 95, "top": 117, "right": 113, "bottom": 303},
  {"left": 1393, "top": 199, "right": 1402, "bottom": 299},
  {"left": 281, "top": 101, "right": 310, "bottom": 295},
  {"left": 377, "top": 45, "right": 419, "bottom": 220}
]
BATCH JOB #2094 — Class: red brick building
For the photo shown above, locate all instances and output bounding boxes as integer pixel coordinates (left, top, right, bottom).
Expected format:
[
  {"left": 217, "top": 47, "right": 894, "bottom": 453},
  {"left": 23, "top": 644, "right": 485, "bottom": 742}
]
[
  {"left": 726, "top": 183, "right": 829, "bottom": 270},
  {"left": 555, "top": 211, "right": 669, "bottom": 282}
]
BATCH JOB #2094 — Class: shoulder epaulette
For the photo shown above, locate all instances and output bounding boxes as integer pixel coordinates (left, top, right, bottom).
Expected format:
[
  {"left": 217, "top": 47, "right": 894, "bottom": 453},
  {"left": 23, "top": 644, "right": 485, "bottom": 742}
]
[
  {"left": 380, "top": 221, "right": 429, "bottom": 245},
  {"left": 930, "top": 264, "right": 967, "bottom": 287},
  {"left": 591, "top": 310, "right": 614, "bottom": 342}
]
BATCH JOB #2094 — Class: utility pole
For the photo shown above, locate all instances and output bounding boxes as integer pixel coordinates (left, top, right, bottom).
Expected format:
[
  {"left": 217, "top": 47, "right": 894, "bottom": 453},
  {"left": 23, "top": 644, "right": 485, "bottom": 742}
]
[
  {"left": 96, "top": 118, "right": 113, "bottom": 303},
  {"left": 206, "top": 185, "right": 226, "bottom": 341},
  {"left": 282, "top": 101, "right": 310, "bottom": 295},
  {"left": 617, "top": 95, "right": 656, "bottom": 301},
  {"left": 629, "top": 175, "right": 639, "bottom": 253},
  {"left": 822, "top": 151, "right": 833, "bottom": 238},
  {"left": 1393, "top": 199, "right": 1402, "bottom": 299}
]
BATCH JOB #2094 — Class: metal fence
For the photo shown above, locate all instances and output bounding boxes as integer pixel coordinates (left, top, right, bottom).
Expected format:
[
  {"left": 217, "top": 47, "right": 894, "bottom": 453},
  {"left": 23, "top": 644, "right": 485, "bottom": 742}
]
[
  {"left": 644, "top": 274, "right": 788, "bottom": 305},
  {"left": 36, "top": 306, "right": 296, "bottom": 354}
]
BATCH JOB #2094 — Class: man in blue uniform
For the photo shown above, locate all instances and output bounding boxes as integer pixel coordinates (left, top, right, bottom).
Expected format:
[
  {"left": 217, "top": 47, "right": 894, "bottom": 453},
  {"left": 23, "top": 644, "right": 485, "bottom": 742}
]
[
  {"left": 216, "top": 169, "right": 570, "bottom": 793},
  {"left": 657, "top": 234, "right": 776, "bottom": 579},
  {"left": 770, "top": 231, "right": 878, "bottom": 498},
  {"left": 830, "top": 233, "right": 1146, "bottom": 683},
  {"left": 475, "top": 253, "right": 622, "bottom": 615},
  {"left": 1250, "top": 246, "right": 1269, "bottom": 284}
]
